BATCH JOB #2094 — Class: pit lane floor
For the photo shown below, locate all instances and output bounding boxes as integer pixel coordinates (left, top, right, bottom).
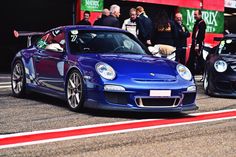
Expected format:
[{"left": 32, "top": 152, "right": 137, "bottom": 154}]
[{"left": 0, "top": 74, "right": 235, "bottom": 157}]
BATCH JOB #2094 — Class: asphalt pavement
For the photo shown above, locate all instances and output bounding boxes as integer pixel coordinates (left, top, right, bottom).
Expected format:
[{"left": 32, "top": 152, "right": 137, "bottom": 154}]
[{"left": 0, "top": 74, "right": 235, "bottom": 157}]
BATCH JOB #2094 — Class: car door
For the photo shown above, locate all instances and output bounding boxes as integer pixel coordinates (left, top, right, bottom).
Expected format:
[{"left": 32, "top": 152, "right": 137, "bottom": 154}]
[{"left": 33, "top": 29, "right": 66, "bottom": 92}]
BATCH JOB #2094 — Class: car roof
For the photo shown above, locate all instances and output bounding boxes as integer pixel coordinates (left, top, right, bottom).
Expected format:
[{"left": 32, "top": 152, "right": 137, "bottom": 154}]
[
  {"left": 58, "top": 25, "right": 127, "bottom": 32},
  {"left": 44, "top": 25, "right": 128, "bottom": 36}
]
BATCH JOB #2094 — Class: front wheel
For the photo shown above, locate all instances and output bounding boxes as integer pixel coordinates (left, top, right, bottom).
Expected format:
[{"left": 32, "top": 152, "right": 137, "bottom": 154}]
[
  {"left": 11, "top": 60, "right": 26, "bottom": 97},
  {"left": 66, "top": 70, "right": 85, "bottom": 112},
  {"left": 203, "top": 71, "right": 209, "bottom": 95}
]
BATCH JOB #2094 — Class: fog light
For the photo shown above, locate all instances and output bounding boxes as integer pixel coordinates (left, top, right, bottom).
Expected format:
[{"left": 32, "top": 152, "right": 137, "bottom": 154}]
[
  {"left": 104, "top": 85, "right": 125, "bottom": 92},
  {"left": 187, "top": 86, "right": 196, "bottom": 92}
]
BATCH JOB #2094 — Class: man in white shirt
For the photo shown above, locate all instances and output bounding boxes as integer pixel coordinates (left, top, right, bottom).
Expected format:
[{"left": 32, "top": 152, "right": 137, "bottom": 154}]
[{"left": 122, "top": 8, "right": 138, "bottom": 37}]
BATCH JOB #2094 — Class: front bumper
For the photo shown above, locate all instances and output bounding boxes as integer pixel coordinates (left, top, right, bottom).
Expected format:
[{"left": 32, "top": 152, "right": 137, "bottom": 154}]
[
  {"left": 210, "top": 73, "right": 236, "bottom": 97},
  {"left": 84, "top": 85, "right": 197, "bottom": 112}
]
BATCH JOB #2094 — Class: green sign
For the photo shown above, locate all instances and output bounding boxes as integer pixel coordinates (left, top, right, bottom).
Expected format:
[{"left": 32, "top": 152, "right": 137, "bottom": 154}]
[
  {"left": 81, "top": 0, "right": 103, "bottom": 12},
  {"left": 179, "top": 8, "right": 224, "bottom": 34}
]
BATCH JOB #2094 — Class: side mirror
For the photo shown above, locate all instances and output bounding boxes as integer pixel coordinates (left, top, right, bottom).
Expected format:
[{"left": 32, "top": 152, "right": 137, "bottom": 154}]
[{"left": 45, "top": 43, "right": 64, "bottom": 52}]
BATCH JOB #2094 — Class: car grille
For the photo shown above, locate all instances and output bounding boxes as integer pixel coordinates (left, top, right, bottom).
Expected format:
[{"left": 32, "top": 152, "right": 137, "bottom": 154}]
[
  {"left": 182, "top": 93, "right": 196, "bottom": 105},
  {"left": 230, "top": 65, "right": 236, "bottom": 71},
  {"left": 232, "top": 82, "right": 236, "bottom": 91},
  {"left": 135, "top": 97, "right": 180, "bottom": 107},
  {"left": 133, "top": 78, "right": 176, "bottom": 82},
  {"left": 104, "top": 92, "right": 128, "bottom": 105},
  {"left": 229, "top": 60, "right": 236, "bottom": 72}
]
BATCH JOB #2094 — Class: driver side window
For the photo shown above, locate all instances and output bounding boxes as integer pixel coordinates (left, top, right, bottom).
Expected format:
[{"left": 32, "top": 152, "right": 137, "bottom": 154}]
[{"left": 36, "top": 30, "right": 65, "bottom": 52}]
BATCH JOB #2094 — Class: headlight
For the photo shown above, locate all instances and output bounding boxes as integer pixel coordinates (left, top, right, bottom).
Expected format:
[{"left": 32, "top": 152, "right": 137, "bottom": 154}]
[
  {"left": 176, "top": 64, "right": 192, "bottom": 81},
  {"left": 214, "top": 60, "right": 227, "bottom": 72},
  {"left": 95, "top": 62, "right": 116, "bottom": 80}
]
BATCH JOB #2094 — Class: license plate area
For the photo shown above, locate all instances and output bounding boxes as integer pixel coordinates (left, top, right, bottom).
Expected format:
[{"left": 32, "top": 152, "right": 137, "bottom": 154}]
[{"left": 149, "top": 90, "right": 171, "bottom": 97}]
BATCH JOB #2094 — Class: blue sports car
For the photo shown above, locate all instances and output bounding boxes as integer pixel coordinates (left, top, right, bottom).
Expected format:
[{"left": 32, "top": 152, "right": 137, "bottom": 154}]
[{"left": 11, "top": 25, "right": 197, "bottom": 112}]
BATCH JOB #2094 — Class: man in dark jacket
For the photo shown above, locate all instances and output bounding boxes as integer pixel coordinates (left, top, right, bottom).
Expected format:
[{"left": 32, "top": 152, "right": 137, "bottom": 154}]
[
  {"left": 94, "top": 8, "right": 110, "bottom": 26},
  {"left": 186, "top": 9, "right": 206, "bottom": 75},
  {"left": 174, "top": 12, "right": 190, "bottom": 65},
  {"left": 101, "top": 4, "right": 120, "bottom": 28},
  {"left": 136, "top": 6, "right": 153, "bottom": 46},
  {"left": 77, "top": 11, "right": 91, "bottom": 25}
]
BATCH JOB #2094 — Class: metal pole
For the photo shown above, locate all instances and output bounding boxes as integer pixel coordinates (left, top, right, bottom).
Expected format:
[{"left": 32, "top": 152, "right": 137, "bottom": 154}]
[{"left": 72, "top": 0, "right": 76, "bottom": 25}]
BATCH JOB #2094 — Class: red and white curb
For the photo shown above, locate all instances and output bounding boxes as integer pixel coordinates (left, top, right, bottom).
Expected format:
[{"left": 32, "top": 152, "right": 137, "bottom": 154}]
[{"left": 1, "top": 109, "right": 236, "bottom": 149}]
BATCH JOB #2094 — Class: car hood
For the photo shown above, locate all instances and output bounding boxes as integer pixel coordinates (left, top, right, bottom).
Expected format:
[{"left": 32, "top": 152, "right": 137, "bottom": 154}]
[{"left": 80, "top": 54, "right": 178, "bottom": 80}]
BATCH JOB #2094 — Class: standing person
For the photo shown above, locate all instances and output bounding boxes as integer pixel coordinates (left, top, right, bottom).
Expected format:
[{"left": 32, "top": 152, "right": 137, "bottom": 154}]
[
  {"left": 136, "top": 6, "right": 153, "bottom": 46},
  {"left": 77, "top": 11, "right": 91, "bottom": 25},
  {"left": 151, "top": 9, "right": 176, "bottom": 57},
  {"left": 174, "top": 12, "right": 190, "bottom": 65},
  {"left": 122, "top": 8, "right": 138, "bottom": 37},
  {"left": 101, "top": 4, "right": 121, "bottom": 28},
  {"left": 93, "top": 8, "right": 110, "bottom": 26},
  {"left": 186, "top": 9, "right": 206, "bottom": 75}
]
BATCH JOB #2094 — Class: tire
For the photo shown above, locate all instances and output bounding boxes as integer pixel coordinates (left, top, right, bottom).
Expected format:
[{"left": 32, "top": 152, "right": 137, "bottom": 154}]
[
  {"left": 66, "top": 70, "right": 85, "bottom": 112},
  {"left": 203, "top": 70, "right": 209, "bottom": 95},
  {"left": 11, "top": 60, "right": 26, "bottom": 97}
]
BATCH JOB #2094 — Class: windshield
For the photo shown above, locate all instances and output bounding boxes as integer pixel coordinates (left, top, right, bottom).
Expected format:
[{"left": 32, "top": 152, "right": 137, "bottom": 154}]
[
  {"left": 68, "top": 30, "right": 149, "bottom": 55},
  {"left": 219, "top": 39, "right": 236, "bottom": 55}
]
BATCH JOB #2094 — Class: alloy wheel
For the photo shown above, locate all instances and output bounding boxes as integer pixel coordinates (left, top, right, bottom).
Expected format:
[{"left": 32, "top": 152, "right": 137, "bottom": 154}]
[
  {"left": 67, "top": 71, "right": 83, "bottom": 109},
  {"left": 12, "top": 62, "right": 24, "bottom": 95}
]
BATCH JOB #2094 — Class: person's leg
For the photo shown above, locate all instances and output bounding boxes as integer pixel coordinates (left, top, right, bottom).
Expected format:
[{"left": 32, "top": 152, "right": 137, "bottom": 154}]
[
  {"left": 186, "top": 47, "right": 196, "bottom": 76},
  {"left": 180, "top": 48, "right": 186, "bottom": 65},
  {"left": 175, "top": 48, "right": 181, "bottom": 63},
  {"left": 197, "top": 53, "right": 205, "bottom": 81}
]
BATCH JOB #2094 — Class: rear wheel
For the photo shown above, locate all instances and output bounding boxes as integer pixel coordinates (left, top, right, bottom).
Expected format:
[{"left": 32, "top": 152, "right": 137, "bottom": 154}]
[
  {"left": 66, "top": 70, "right": 85, "bottom": 112},
  {"left": 11, "top": 60, "right": 26, "bottom": 97}
]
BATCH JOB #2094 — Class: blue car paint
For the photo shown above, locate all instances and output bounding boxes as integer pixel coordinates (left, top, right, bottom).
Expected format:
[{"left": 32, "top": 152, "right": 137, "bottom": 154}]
[{"left": 12, "top": 25, "right": 197, "bottom": 112}]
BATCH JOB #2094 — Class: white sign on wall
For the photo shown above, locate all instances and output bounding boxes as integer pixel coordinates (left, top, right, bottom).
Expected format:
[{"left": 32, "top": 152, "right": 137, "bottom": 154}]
[{"left": 225, "top": 0, "right": 236, "bottom": 8}]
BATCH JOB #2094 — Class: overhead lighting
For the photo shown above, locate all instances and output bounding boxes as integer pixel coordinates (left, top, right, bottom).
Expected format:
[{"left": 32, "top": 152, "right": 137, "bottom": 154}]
[
  {"left": 232, "top": 13, "right": 236, "bottom": 15},
  {"left": 224, "top": 13, "right": 233, "bottom": 16}
]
